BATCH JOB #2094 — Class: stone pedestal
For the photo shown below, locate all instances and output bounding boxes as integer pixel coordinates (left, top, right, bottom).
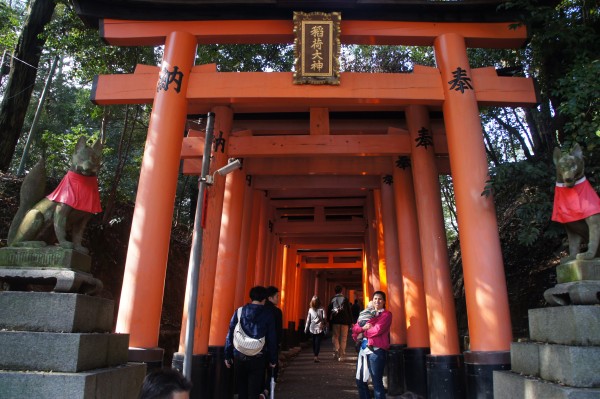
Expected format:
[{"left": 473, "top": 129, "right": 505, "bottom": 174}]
[
  {"left": 494, "top": 306, "right": 600, "bottom": 398},
  {"left": 494, "top": 259, "right": 600, "bottom": 398},
  {"left": 0, "top": 247, "right": 103, "bottom": 294},
  {"left": 0, "top": 292, "right": 146, "bottom": 398}
]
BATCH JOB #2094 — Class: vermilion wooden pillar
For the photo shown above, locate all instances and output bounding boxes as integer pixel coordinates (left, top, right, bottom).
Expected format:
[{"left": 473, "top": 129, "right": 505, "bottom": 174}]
[
  {"left": 380, "top": 180, "right": 407, "bottom": 345},
  {"left": 392, "top": 162, "right": 431, "bottom": 398},
  {"left": 274, "top": 242, "right": 285, "bottom": 290},
  {"left": 208, "top": 167, "right": 246, "bottom": 346},
  {"left": 254, "top": 194, "right": 269, "bottom": 285},
  {"left": 243, "top": 190, "right": 263, "bottom": 297},
  {"left": 178, "top": 105, "right": 233, "bottom": 355},
  {"left": 406, "top": 105, "right": 460, "bottom": 356},
  {"left": 362, "top": 244, "right": 371, "bottom": 306},
  {"left": 392, "top": 164, "right": 430, "bottom": 348},
  {"left": 233, "top": 181, "right": 254, "bottom": 309},
  {"left": 434, "top": 34, "right": 512, "bottom": 397},
  {"left": 265, "top": 226, "right": 276, "bottom": 285},
  {"left": 281, "top": 245, "right": 296, "bottom": 327},
  {"left": 381, "top": 178, "right": 408, "bottom": 396},
  {"left": 366, "top": 191, "right": 380, "bottom": 293},
  {"left": 373, "top": 189, "right": 388, "bottom": 294},
  {"left": 116, "top": 31, "right": 197, "bottom": 365},
  {"left": 206, "top": 162, "right": 245, "bottom": 399},
  {"left": 406, "top": 104, "right": 463, "bottom": 397}
]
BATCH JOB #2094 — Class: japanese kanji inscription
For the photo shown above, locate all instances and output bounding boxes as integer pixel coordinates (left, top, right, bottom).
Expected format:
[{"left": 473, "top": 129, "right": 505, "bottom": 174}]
[{"left": 293, "top": 11, "right": 341, "bottom": 85}]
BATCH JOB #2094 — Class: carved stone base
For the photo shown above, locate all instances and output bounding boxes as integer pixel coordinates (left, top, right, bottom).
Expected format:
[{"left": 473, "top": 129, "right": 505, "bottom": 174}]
[
  {"left": 0, "top": 245, "right": 91, "bottom": 272},
  {"left": 544, "top": 281, "right": 600, "bottom": 306},
  {"left": 0, "top": 246, "right": 102, "bottom": 294},
  {"left": 557, "top": 258, "right": 600, "bottom": 283}
]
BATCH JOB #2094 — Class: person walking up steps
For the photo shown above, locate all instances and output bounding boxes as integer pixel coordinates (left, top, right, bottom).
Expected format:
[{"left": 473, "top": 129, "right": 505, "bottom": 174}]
[{"left": 328, "top": 285, "right": 353, "bottom": 361}]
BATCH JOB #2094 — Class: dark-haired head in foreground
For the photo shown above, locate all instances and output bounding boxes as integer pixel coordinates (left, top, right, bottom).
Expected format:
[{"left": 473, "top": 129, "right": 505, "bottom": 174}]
[{"left": 139, "top": 367, "right": 192, "bottom": 399}]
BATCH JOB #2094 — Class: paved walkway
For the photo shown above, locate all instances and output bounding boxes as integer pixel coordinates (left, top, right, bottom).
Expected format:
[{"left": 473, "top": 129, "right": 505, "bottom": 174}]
[
  {"left": 274, "top": 336, "right": 416, "bottom": 399},
  {"left": 275, "top": 337, "right": 360, "bottom": 399}
]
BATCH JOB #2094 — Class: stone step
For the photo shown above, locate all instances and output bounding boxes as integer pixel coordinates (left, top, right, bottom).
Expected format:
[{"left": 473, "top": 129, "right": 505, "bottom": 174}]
[
  {"left": 493, "top": 370, "right": 600, "bottom": 399},
  {"left": 511, "top": 341, "right": 600, "bottom": 387},
  {"left": 529, "top": 305, "right": 600, "bottom": 345},
  {"left": 0, "top": 331, "right": 129, "bottom": 373},
  {"left": 0, "top": 363, "right": 146, "bottom": 399},
  {"left": 0, "top": 291, "right": 113, "bottom": 333}
]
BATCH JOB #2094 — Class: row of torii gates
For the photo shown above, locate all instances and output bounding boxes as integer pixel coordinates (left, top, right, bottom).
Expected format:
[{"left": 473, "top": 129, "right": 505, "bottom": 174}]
[{"left": 86, "top": 6, "right": 538, "bottom": 399}]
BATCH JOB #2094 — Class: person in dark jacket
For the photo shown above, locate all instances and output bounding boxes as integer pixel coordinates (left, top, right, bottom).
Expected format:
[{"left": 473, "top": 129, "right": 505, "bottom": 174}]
[
  {"left": 328, "top": 285, "right": 354, "bottom": 361},
  {"left": 224, "top": 286, "right": 277, "bottom": 399},
  {"left": 262, "top": 286, "right": 283, "bottom": 397}
]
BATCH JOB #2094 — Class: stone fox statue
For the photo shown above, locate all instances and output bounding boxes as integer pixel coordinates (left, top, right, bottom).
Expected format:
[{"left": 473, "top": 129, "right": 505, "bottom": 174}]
[
  {"left": 8, "top": 137, "right": 103, "bottom": 255},
  {"left": 552, "top": 144, "right": 600, "bottom": 262}
]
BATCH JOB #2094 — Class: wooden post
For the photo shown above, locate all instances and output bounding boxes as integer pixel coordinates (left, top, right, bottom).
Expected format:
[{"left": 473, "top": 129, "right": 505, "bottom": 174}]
[
  {"left": 116, "top": 31, "right": 197, "bottom": 352},
  {"left": 208, "top": 166, "right": 246, "bottom": 346},
  {"left": 380, "top": 180, "right": 407, "bottom": 345},
  {"left": 434, "top": 34, "right": 512, "bottom": 353},
  {"left": 373, "top": 189, "right": 388, "bottom": 294},
  {"left": 234, "top": 182, "right": 254, "bottom": 309},
  {"left": 391, "top": 163, "right": 430, "bottom": 349},
  {"left": 406, "top": 105, "right": 460, "bottom": 356}
]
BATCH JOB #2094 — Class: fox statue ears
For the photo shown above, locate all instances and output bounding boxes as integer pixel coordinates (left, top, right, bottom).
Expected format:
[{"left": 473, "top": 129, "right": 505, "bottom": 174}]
[
  {"left": 553, "top": 143, "right": 583, "bottom": 165},
  {"left": 75, "top": 136, "right": 103, "bottom": 154}
]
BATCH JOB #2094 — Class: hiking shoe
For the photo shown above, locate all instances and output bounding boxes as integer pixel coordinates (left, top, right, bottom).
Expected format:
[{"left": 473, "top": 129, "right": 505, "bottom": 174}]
[{"left": 333, "top": 350, "right": 339, "bottom": 359}]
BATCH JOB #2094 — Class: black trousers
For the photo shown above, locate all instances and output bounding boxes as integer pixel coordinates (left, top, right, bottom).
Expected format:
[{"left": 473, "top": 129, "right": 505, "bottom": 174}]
[{"left": 235, "top": 353, "right": 267, "bottom": 399}]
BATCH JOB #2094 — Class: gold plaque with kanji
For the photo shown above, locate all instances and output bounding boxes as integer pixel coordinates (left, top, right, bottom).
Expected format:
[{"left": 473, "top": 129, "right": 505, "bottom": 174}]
[{"left": 293, "top": 11, "right": 341, "bottom": 85}]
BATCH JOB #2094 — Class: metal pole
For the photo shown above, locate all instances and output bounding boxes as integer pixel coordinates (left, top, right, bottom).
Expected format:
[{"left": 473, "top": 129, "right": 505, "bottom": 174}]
[
  {"left": 183, "top": 112, "right": 215, "bottom": 379},
  {"left": 17, "top": 54, "right": 60, "bottom": 176}
]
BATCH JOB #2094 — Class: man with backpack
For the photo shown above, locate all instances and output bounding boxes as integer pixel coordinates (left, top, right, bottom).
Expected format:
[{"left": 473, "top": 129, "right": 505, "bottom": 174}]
[
  {"left": 328, "top": 285, "right": 353, "bottom": 361},
  {"left": 224, "top": 286, "right": 277, "bottom": 399}
]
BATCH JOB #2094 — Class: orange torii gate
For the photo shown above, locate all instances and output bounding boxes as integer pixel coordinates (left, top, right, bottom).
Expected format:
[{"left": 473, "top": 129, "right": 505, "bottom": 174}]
[{"left": 84, "top": 10, "right": 537, "bottom": 399}]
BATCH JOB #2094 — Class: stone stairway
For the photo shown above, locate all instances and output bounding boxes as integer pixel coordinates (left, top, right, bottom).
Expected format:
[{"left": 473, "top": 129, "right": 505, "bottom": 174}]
[{"left": 0, "top": 291, "right": 146, "bottom": 399}]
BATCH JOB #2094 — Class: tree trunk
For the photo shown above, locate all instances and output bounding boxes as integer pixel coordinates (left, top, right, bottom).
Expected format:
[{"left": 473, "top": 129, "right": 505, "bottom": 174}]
[{"left": 0, "top": 0, "right": 56, "bottom": 172}]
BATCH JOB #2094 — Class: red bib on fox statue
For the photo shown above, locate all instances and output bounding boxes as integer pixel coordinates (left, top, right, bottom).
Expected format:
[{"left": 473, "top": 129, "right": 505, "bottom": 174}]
[
  {"left": 46, "top": 171, "right": 102, "bottom": 214},
  {"left": 552, "top": 177, "right": 600, "bottom": 223}
]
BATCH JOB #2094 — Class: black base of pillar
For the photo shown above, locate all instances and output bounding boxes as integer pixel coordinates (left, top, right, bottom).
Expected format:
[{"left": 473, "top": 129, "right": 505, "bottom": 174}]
[
  {"left": 128, "top": 347, "right": 164, "bottom": 373},
  {"left": 404, "top": 347, "right": 430, "bottom": 398},
  {"left": 281, "top": 328, "right": 290, "bottom": 350},
  {"left": 208, "top": 346, "right": 234, "bottom": 399},
  {"left": 464, "top": 351, "right": 510, "bottom": 399},
  {"left": 286, "top": 321, "right": 297, "bottom": 348},
  {"left": 172, "top": 352, "right": 212, "bottom": 399},
  {"left": 426, "top": 354, "right": 465, "bottom": 399},
  {"left": 387, "top": 344, "right": 407, "bottom": 395}
]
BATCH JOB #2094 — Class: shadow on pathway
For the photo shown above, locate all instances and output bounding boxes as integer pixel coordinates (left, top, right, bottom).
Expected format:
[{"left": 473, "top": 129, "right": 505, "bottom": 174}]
[
  {"left": 274, "top": 335, "right": 419, "bottom": 399},
  {"left": 275, "top": 337, "right": 360, "bottom": 399}
]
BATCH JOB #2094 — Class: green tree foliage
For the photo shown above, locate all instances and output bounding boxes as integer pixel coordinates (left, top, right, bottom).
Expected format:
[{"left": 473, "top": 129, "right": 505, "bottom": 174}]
[
  {"left": 0, "top": 0, "right": 23, "bottom": 51},
  {"left": 196, "top": 44, "right": 294, "bottom": 72},
  {"left": 0, "top": 0, "right": 57, "bottom": 171}
]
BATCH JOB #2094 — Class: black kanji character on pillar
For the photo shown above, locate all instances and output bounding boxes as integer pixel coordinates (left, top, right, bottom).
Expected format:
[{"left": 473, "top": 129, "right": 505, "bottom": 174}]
[
  {"left": 383, "top": 175, "right": 393, "bottom": 185},
  {"left": 213, "top": 131, "right": 226, "bottom": 153},
  {"left": 448, "top": 67, "right": 473, "bottom": 93},
  {"left": 157, "top": 66, "right": 184, "bottom": 93},
  {"left": 395, "top": 156, "right": 411, "bottom": 169},
  {"left": 415, "top": 127, "right": 433, "bottom": 149}
]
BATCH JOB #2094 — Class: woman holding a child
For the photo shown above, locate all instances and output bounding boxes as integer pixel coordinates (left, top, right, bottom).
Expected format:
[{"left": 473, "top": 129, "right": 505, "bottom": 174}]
[{"left": 352, "top": 291, "right": 392, "bottom": 399}]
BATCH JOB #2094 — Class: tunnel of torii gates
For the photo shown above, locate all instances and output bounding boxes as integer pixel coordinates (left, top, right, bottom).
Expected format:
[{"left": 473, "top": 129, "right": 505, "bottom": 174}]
[{"left": 83, "top": 6, "right": 538, "bottom": 397}]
